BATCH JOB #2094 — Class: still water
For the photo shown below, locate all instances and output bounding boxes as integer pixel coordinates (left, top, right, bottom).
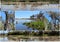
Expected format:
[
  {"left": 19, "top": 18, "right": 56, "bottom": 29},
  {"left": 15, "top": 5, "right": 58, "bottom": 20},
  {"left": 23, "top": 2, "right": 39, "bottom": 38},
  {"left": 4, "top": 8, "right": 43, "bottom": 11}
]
[{"left": 15, "top": 20, "right": 33, "bottom": 30}]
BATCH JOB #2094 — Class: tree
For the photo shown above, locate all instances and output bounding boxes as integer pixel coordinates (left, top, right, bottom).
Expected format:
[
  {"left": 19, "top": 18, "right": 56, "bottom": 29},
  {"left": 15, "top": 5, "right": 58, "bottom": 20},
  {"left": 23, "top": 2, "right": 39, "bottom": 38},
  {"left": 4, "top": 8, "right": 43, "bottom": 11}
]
[
  {"left": 48, "top": 11, "right": 60, "bottom": 30},
  {"left": 4, "top": 11, "right": 8, "bottom": 30},
  {"left": 4, "top": 11, "right": 15, "bottom": 30},
  {"left": 36, "top": 12, "right": 48, "bottom": 31},
  {"left": 37, "top": 12, "right": 43, "bottom": 21},
  {"left": 8, "top": 12, "right": 15, "bottom": 30},
  {"left": 30, "top": 15, "right": 35, "bottom": 20}
]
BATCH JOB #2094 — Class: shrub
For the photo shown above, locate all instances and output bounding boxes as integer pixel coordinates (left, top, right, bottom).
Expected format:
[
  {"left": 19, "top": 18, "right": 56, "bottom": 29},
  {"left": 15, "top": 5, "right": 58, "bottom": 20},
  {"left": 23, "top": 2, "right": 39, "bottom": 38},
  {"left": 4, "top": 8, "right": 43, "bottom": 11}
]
[{"left": 48, "top": 31, "right": 60, "bottom": 36}]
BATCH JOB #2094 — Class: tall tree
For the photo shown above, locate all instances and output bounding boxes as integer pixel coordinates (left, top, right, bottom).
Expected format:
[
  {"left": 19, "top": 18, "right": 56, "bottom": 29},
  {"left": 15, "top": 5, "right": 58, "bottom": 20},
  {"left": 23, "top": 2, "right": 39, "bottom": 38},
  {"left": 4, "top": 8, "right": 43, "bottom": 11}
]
[
  {"left": 4, "top": 11, "right": 15, "bottom": 30},
  {"left": 4, "top": 11, "right": 8, "bottom": 30},
  {"left": 49, "top": 11, "right": 60, "bottom": 30}
]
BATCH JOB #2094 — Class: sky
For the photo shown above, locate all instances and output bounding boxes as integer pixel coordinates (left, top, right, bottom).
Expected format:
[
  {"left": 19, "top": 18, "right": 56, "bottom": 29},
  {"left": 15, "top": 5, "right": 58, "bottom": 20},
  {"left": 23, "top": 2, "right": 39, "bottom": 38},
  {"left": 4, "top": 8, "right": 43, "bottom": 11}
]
[
  {"left": 15, "top": 11, "right": 40, "bottom": 18},
  {"left": 0, "top": 11, "right": 6, "bottom": 21},
  {"left": 0, "top": 9, "right": 59, "bottom": 22}
]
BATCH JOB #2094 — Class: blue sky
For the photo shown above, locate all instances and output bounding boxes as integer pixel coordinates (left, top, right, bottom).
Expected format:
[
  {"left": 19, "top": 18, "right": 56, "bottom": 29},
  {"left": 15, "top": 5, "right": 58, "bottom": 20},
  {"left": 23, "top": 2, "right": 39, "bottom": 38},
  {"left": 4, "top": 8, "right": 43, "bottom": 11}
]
[
  {"left": 15, "top": 11, "right": 40, "bottom": 18},
  {"left": 0, "top": 11, "right": 6, "bottom": 21}
]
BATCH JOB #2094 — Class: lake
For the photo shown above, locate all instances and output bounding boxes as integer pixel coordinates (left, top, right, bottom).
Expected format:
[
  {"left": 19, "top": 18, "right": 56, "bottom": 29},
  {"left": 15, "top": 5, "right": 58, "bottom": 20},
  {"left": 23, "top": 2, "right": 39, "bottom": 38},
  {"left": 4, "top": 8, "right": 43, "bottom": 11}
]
[{"left": 15, "top": 20, "right": 33, "bottom": 30}]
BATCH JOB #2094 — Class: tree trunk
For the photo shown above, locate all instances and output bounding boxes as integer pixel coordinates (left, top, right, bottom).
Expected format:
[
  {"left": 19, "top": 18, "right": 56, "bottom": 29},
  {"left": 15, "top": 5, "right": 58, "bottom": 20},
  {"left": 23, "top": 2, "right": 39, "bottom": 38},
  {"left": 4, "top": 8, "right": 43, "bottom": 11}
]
[
  {"left": 4, "top": 11, "right": 8, "bottom": 30},
  {"left": 58, "top": 21, "right": 60, "bottom": 30},
  {"left": 51, "top": 19, "right": 55, "bottom": 30}
]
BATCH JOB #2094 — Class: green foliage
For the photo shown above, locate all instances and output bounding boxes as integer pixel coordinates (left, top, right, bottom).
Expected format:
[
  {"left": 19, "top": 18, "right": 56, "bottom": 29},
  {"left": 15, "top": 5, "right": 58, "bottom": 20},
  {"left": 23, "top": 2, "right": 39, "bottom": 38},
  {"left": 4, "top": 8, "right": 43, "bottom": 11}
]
[{"left": 23, "top": 21, "right": 45, "bottom": 30}]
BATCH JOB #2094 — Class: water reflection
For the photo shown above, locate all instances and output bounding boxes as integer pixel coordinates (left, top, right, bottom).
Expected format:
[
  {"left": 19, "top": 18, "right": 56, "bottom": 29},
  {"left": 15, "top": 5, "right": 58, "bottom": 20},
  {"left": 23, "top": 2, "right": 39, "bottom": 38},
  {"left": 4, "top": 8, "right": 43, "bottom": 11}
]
[{"left": 15, "top": 20, "right": 33, "bottom": 30}]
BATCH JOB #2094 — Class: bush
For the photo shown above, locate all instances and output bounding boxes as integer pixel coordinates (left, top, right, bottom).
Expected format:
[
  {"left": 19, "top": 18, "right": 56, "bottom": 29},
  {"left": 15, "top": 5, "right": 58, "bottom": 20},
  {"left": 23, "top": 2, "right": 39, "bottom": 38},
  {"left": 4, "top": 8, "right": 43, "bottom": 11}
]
[
  {"left": 38, "top": 31, "right": 43, "bottom": 36},
  {"left": 8, "top": 31, "right": 23, "bottom": 35},
  {"left": 48, "top": 31, "right": 60, "bottom": 36},
  {"left": 23, "top": 31, "right": 30, "bottom": 36},
  {"left": 7, "top": 31, "right": 60, "bottom": 36}
]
